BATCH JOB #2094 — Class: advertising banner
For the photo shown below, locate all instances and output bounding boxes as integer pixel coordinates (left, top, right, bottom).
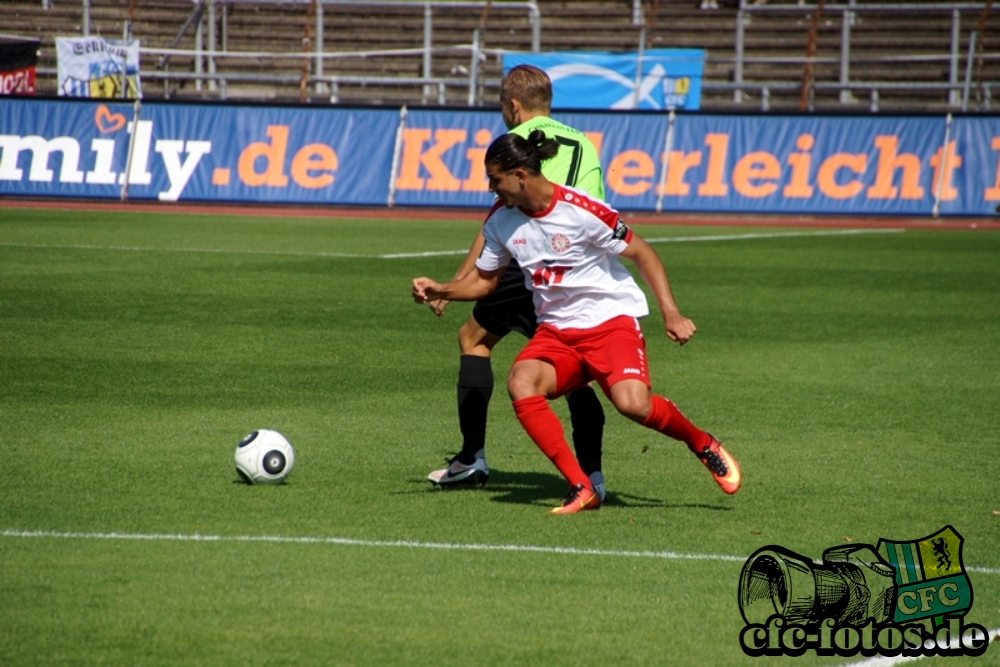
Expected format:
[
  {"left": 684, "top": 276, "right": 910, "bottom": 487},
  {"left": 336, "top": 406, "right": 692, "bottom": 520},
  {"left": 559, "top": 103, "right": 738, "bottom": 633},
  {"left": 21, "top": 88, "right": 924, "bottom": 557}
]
[
  {"left": 0, "top": 98, "right": 399, "bottom": 203},
  {"left": 0, "top": 37, "right": 39, "bottom": 96},
  {"left": 2, "top": 97, "right": 1000, "bottom": 216},
  {"left": 945, "top": 116, "right": 1000, "bottom": 216},
  {"left": 503, "top": 49, "right": 704, "bottom": 111},
  {"left": 56, "top": 37, "right": 142, "bottom": 99},
  {"left": 653, "top": 114, "right": 948, "bottom": 216}
]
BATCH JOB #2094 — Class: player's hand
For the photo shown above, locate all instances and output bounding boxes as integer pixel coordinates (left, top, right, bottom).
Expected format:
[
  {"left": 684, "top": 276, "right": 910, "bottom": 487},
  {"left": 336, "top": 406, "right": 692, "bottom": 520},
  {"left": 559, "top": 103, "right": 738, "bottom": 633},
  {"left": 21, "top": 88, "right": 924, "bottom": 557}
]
[
  {"left": 664, "top": 312, "right": 696, "bottom": 346},
  {"left": 412, "top": 277, "right": 440, "bottom": 304},
  {"left": 428, "top": 299, "right": 449, "bottom": 317}
]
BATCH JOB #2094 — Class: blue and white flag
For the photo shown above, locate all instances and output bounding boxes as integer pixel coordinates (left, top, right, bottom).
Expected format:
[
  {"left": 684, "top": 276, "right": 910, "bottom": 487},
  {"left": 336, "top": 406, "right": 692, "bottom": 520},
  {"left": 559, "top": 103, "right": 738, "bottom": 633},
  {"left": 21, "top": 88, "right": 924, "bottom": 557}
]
[
  {"left": 503, "top": 49, "right": 703, "bottom": 111},
  {"left": 56, "top": 36, "right": 141, "bottom": 99}
]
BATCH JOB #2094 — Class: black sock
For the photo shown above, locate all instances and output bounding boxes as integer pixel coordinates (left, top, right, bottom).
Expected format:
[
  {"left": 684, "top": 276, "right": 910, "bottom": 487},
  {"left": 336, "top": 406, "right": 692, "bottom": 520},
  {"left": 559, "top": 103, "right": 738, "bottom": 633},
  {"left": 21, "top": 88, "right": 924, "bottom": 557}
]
[
  {"left": 457, "top": 355, "right": 493, "bottom": 464},
  {"left": 566, "top": 385, "right": 605, "bottom": 476}
]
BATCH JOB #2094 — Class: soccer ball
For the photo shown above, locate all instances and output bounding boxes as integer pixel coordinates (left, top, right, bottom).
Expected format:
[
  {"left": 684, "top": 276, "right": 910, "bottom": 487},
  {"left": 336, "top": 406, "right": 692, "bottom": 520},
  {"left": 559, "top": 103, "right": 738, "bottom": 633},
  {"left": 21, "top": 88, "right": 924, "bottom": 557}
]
[{"left": 234, "top": 429, "right": 296, "bottom": 485}]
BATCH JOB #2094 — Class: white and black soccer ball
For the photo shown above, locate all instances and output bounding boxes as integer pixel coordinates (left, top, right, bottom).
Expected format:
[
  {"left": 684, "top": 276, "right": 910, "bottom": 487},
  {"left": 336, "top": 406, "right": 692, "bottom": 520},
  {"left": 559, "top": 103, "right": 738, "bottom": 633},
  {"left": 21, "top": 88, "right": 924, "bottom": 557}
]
[{"left": 234, "top": 429, "right": 295, "bottom": 485}]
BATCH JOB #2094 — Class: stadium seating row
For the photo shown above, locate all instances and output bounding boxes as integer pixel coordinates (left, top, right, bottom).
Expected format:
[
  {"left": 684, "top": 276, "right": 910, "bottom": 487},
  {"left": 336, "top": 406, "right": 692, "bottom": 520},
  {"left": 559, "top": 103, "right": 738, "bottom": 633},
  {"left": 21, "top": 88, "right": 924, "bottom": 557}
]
[{"left": 5, "top": 0, "right": 998, "bottom": 111}]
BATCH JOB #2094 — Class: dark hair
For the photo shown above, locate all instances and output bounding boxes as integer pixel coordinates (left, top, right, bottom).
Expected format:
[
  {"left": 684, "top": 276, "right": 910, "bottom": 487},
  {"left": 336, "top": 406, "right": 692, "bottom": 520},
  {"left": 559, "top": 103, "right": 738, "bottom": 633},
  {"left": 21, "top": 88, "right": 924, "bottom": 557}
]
[
  {"left": 484, "top": 129, "right": 559, "bottom": 175},
  {"left": 500, "top": 65, "right": 552, "bottom": 113}
]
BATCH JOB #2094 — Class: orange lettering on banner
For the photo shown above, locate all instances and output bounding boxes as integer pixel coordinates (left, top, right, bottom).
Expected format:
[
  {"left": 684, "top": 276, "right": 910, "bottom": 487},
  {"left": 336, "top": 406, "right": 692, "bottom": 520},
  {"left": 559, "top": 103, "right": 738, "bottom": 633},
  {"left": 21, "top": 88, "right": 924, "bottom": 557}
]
[
  {"left": 732, "top": 151, "right": 780, "bottom": 198},
  {"left": 658, "top": 150, "right": 701, "bottom": 196},
  {"left": 928, "top": 141, "right": 962, "bottom": 201},
  {"left": 395, "top": 128, "right": 465, "bottom": 191},
  {"left": 698, "top": 133, "right": 728, "bottom": 196},
  {"left": 607, "top": 150, "right": 654, "bottom": 196},
  {"left": 290, "top": 144, "right": 337, "bottom": 189},
  {"left": 238, "top": 125, "right": 289, "bottom": 187},
  {"left": 816, "top": 153, "right": 867, "bottom": 199},
  {"left": 985, "top": 137, "right": 1000, "bottom": 201},
  {"left": 462, "top": 129, "right": 493, "bottom": 192},
  {"left": 867, "top": 135, "right": 925, "bottom": 200},
  {"left": 583, "top": 132, "right": 604, "bottom": 157},
  {"left": 783, "top": 134, "right": 815, "bottom": 198}
]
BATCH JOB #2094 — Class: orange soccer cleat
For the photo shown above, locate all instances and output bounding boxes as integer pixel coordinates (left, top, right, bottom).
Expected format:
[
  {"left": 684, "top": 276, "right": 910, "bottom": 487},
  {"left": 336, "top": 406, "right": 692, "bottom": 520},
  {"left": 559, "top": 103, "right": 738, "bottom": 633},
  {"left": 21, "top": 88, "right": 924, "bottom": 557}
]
[
  {"left": 550, "top": 483, "right": 601, "bottom": 515},
  {"left": 696, "top": 436, "right": 742, "bottom": 495}
]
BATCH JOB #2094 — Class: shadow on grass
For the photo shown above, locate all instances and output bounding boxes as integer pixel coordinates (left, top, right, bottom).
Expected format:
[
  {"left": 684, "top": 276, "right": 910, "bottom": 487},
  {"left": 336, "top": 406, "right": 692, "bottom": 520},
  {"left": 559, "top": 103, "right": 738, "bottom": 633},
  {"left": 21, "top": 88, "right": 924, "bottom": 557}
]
[{"left": 407, "top": 469, "right": 734, "bottom": 512}]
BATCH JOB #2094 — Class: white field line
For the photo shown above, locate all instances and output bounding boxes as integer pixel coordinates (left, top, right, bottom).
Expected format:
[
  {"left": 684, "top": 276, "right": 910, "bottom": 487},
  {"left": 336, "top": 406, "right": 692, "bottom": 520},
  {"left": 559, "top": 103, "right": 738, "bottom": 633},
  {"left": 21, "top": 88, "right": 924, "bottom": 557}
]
[
  {"left": 0, "top": 228, "right": 904, "bottom": 260},
  {"left": 3, "top": 529, "right": 999, "bottom": 576},
  {"left": 2, "top": 528, "right": 746, "bottom": 562},
  {"left": 7, "top": 528, "right": 999, "bottom": 665}
]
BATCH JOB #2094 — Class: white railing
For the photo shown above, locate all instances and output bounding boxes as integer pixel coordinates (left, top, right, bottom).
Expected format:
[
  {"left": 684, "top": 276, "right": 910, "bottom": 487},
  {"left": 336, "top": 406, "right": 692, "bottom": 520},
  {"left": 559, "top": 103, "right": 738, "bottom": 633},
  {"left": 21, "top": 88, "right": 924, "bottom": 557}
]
[
  {"left": 733, "top": 0, "right": 997, "bottom": 110},
  {"left": 58, "top": 0, "right": 998, "bottom": 111}
]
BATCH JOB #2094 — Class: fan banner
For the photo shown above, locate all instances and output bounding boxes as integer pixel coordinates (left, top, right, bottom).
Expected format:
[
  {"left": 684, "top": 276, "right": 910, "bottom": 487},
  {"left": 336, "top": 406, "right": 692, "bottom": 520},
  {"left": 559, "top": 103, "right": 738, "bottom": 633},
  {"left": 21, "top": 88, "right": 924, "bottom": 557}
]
[
  {"left": 56, "top": 37, "right": 142, "bottom": 99},
  {"left": 1, "top": 97, "right": 1000, "bottom": 215},
  {"left": 0, "top": 37, "right": 40, "bottom": 96},
  {"left": 503, "top": 50, "right": 704, "bottom": 111}
]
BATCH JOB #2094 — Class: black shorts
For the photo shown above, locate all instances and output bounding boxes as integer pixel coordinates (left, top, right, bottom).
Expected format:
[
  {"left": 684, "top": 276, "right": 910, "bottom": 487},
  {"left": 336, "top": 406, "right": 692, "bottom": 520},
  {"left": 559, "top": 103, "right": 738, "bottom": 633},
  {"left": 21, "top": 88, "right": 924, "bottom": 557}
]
[{"left": 471, "top": 261, "right": 537, "bottom": 339}]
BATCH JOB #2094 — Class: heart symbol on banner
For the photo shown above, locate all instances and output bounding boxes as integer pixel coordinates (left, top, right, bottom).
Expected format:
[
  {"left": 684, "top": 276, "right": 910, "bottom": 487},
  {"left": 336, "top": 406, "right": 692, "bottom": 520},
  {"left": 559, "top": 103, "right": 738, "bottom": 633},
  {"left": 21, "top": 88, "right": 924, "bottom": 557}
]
[{"left": 94, "top": 104, "right": 126, "bottom": 133}]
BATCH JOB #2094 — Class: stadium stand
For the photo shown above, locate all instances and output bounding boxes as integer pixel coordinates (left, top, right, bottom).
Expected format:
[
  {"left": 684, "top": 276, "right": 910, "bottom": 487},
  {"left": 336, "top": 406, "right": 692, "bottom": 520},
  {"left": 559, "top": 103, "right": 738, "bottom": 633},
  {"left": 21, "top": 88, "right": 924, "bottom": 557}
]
[{"left": 4, "top": 0, "right": 998, "bottom": 111}]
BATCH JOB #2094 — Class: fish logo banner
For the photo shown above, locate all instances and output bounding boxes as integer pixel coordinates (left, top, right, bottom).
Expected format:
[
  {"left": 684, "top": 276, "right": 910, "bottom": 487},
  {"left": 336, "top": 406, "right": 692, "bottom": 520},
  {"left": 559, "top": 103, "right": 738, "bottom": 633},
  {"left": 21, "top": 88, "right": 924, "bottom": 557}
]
[{"left": 503, "top": 49, "right": 703, "bottom": 111}]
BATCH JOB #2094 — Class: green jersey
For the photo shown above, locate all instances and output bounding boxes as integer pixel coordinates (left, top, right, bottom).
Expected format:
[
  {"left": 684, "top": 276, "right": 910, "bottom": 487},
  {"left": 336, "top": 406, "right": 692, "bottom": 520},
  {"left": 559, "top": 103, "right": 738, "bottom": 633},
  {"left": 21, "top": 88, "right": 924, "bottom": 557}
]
[{"left": 509, "top": 116, "right": 605, "bottom": 201}]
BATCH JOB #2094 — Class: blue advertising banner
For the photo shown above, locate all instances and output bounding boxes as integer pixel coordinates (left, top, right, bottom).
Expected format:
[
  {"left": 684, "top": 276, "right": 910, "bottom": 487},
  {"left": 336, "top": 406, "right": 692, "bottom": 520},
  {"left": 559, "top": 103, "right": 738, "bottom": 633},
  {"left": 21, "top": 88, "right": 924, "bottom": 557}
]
[
  {"left": 391, "top": 108, "right": 505, "bottom": 208},
  {"left": 946, "top": 116, "right": 1000, "bottom": 216},
  {"left": 656, "top": 114, "right": 947, "bottom": 215},
  {"left": 503, "top": 49, "right": 704, "bottom": 111},
  {"left": 3, "top": 97, "right": 1000, "bottom": 216},
  {"left": 0, "top": 98, "right": 399, "bottom": 204}
]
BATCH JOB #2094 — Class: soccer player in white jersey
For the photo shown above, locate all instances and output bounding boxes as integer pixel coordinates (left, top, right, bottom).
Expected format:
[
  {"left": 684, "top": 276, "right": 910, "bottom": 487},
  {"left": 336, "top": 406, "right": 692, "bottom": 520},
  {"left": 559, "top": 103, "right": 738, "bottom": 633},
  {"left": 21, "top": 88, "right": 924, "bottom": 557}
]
[
  {"left": 425, "top": 65, "right": 607, "bottom": 496},
  {"left": 413, "top": 131, "right": 742, "bottom": 514}
]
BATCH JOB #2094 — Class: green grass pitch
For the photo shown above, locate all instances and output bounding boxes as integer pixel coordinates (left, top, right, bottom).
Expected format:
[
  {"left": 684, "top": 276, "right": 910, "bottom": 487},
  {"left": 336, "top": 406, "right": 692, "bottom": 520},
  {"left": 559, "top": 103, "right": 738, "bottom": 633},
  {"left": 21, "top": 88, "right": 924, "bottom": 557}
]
[{"left": 1, "top": 206, "right": 998, "bottom": 666}]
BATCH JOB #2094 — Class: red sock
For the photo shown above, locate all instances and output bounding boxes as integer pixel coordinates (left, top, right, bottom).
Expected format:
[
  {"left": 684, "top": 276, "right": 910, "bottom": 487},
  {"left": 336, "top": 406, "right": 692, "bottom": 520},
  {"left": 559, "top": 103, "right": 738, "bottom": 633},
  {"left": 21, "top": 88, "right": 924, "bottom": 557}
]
[
  {"left": 641, "top": 395, "right": 711, "bottom": 453},
  {"left": 512, "top": 395, "right": 590, "bottom": 488}
]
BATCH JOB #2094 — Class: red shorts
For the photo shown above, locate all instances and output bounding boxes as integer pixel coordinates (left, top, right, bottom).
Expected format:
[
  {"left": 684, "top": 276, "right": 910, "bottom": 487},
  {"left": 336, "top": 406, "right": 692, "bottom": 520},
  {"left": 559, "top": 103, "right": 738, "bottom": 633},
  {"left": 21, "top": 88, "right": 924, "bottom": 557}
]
[{"left": 514, "top": 315, "right": 650, "bottom": 398}]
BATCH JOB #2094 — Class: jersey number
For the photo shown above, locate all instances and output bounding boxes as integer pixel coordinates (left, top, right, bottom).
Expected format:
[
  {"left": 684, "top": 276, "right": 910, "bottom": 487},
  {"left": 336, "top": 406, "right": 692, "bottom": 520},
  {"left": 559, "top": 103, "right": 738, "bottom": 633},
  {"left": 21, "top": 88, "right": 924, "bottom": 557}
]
[
  {"left": 532, "top": 266, "right": 570, "bottom": 287},
  {"left": 555, "top": 137, "right": 582, "bottom": 187}
]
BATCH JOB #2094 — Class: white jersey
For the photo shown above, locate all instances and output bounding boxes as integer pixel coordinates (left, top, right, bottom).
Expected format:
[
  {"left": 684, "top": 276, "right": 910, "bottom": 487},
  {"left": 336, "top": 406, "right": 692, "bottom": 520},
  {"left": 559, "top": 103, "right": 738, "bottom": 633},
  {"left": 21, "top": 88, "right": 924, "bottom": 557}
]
[{"left": 476, "top": 183, "right": 649, "bottom": 329}]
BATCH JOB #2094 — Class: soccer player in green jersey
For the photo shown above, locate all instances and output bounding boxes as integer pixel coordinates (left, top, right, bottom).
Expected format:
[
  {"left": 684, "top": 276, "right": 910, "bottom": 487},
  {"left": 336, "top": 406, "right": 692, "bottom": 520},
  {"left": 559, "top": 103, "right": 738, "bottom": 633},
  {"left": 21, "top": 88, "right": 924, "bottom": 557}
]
[{"left": 426, "top": 65, "right": 609, "bottom": 498}]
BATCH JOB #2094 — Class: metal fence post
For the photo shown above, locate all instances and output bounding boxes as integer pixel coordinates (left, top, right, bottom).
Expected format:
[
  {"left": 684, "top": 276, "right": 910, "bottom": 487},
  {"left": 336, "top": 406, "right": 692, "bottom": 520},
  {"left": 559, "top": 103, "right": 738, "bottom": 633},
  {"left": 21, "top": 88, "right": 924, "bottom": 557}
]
[
  {"left": 839, "top": 1, "right": 855, "bottom": 104},
  {"left": 949, "top": 8, "right": 961, "bottom": 106},
  {"left": 734, "top": 0, "right": 745, "bottom": 103},
  {"left": 529, "top": 1, "right": 539, "bottom": 53},
  {"left": 468, "top": 28, "right": 480, "bottom": 106},
  {"left": 656, "top": 110, "right": 676, "bottom": 213},
  {"left": 195, "top": 0, "right": 204, "bottom": 91},
  {"left": 423, "top": 3, "right": 433, "bottom": 102},
  {"left": 963, "top": 30, "right": 978, "bottom": 111},
  {"left": 932, "top": 112, "right": 953, "bottom": 218},
  {"left": 316, "top": 0, "right": 327, "bottom": 96},
  {"left": 121, "top": 100, "right": 142, "bottom": 201},
  {"left": 208, "top": 0, "right": 217, "bottom": 92},
  {"left": 387, "top": 105, "right": 408, "bottom": 207}
]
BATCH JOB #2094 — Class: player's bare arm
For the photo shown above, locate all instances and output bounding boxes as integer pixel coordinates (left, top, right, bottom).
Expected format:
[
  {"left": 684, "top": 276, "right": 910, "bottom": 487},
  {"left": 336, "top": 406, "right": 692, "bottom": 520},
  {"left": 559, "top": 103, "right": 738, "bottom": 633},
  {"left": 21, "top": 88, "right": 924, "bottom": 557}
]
[
  {"left": 413, "top": 265, "right": 504, "bottom": 305},
  {"left": 427, "top": 225, "right": 489, "bottom": 316},
  {"left": 619, "top": 235, "right": 697, "bottom": 346}
]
